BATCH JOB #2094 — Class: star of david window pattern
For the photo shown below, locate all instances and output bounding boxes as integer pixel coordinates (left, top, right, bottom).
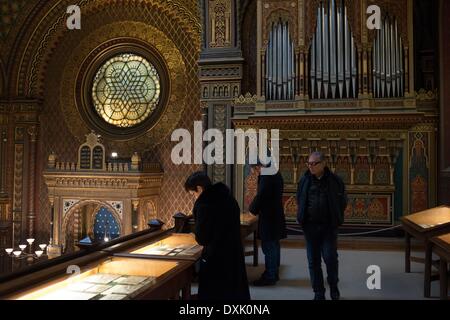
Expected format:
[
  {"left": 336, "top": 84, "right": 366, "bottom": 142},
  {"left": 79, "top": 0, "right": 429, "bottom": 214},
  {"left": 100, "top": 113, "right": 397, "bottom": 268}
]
[{"left": 91, "top": 53, "right": 161, "bottom": 128}]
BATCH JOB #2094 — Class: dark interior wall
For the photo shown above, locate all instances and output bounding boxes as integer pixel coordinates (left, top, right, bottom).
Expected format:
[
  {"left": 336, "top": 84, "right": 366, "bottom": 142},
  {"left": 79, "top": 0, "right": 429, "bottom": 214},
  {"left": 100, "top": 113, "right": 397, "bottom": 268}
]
[
  {"left": 240, "top": 0, "right": 257, "bottom": 95},
  {"left": 439, "top": 0, "right": 450, "bottom": 205},
  {"left": 414, "top": 0, "right": 439, "bottom": 91}
]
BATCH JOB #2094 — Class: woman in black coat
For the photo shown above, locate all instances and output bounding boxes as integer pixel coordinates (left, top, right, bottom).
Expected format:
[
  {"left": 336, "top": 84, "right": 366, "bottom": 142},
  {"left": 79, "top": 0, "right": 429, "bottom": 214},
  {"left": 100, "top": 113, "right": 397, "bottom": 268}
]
[{"left": 185, "top": 171, "right": 250, "bottom": 300}]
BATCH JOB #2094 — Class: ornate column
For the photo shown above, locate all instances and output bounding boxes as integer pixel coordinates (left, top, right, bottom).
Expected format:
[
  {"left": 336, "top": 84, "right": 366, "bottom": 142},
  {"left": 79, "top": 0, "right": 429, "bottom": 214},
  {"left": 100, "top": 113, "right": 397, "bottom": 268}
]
[
  {"left": 132, "top": 200, "right": 139, "bottom": 232},
  {"left": 26, "top": 126, "right": 37, "bottom": 239},
  {"left": 200, "top": 0, "right": 243, "bottom": 185},
  {"left": 49, "top": 197, "right": 55, "bottom": 244},
  {"left": 0, "top": 128, "right": 7, "bottom": 197}
]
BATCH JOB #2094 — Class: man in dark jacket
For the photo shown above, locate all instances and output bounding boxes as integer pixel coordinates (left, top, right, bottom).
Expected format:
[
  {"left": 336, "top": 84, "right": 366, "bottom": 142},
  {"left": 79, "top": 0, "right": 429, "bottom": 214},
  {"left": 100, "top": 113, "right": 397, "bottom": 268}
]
[
  {"left": 249, "top": 163, "right": 287, "bottom": 286},
  {"left": 185, "top": 171, "right": 250, "bottom": 300},
  {"left": 296, "top": 151, "right": 348, "bottom": 300}
]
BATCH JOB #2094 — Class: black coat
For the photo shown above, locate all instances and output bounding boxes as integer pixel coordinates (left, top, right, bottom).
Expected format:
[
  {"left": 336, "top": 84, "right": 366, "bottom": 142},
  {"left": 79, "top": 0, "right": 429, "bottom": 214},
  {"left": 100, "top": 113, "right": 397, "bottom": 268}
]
[
  {"left": 296, "top": 167, "right": 348, "bottom": 227},
  {"left": 249, "top": 171, "right": 287, "bottom": 241},
  {"left": 193, "top": 182, "right": 250, "bottom": 300}
]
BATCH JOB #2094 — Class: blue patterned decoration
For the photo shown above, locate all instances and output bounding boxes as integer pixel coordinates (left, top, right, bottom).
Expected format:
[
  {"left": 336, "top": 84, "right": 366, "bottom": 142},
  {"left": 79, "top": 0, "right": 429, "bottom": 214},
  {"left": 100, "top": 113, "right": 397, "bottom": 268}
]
[{"left": 93, "top": 207, "right": 120, "bottom": 242}]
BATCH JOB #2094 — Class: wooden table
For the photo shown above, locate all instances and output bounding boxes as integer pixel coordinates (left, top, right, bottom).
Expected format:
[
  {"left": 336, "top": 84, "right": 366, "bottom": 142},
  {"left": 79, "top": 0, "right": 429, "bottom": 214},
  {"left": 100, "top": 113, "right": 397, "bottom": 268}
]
[
  {"left": 430, "top": 233, "right": 450, "bottom": 300},
  {"left": 400, "top": 206, "right": 450, "bottom": 297}
]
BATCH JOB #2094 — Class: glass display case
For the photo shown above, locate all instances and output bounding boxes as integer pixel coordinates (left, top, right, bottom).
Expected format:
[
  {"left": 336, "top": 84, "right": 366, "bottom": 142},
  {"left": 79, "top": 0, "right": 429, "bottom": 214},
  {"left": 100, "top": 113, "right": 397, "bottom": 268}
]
[
  {"left": 0, "top": 226, "right": 197, "bottom": 300},
  {"left": 10, "top": 256, "right": 191, "bottom": 300},
  {"left": 116, "top": 233, "right": 202, "bottom": 261}
]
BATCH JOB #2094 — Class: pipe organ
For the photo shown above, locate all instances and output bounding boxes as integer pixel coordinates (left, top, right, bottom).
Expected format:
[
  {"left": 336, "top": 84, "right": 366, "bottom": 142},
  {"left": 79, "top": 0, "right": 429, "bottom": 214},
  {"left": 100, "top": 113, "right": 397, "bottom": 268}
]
[
  {"left": 265, "top": 20, "right": 295, "bottom": 101},
  {"left": 310, "top": 0, "right": 357, "bottom": 99},
  {"left": 231, "top": 0, "right": 438, "bottom": 231},
  {"left": 373, "top": 16, "right": 404, "bottom": 98}
]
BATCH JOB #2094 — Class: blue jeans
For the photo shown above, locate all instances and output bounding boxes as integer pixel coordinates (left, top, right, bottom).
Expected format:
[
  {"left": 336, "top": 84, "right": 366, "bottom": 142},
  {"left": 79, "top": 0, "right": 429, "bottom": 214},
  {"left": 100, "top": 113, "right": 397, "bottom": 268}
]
[
  {"left": 302, "top": 224, "right": 339, "bottom": 294},
  {"left": 261, "top": 240, "right": 280, "bottom": 280}
]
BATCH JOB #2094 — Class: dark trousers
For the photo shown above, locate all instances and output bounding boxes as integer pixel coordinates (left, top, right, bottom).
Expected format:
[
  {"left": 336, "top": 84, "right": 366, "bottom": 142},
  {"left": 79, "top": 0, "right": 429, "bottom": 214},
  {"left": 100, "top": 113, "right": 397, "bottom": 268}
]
[
  {"left": 302, "top": 223, "right": 339, "bottom": 294},
  {"left": 261, "top": 240, "right": 280, "bottom": 280}
]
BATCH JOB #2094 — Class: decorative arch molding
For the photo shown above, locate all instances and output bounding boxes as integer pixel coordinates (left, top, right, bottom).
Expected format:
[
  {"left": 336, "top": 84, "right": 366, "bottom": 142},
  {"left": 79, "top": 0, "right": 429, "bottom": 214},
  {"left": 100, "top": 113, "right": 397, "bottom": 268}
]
[
  {"left": 8, "top": 0, "right": 201, "bottom": 97},
  {"left": 263, "top": 9, "right": 298, "bottom": 48},
  {"left": 61, "top": 199, "right": 122, "bottom": 249},
  {"left": 56, "top": 21, "right": 188, "bottom": 150},
  {"left": 140, "top": 199, "right": 157, "bottom": 231}
]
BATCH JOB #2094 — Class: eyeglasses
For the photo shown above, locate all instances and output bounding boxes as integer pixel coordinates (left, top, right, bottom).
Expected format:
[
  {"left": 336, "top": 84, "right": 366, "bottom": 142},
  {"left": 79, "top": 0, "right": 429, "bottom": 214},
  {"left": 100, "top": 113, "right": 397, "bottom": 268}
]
[{"left": 306, "top": 161, "right": 322, "bottom": 167}]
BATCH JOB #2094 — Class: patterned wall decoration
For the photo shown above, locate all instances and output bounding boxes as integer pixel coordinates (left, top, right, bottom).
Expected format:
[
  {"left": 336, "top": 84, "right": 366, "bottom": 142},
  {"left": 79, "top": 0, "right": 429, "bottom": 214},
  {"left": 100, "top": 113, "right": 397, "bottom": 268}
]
[
  {"left": 0, "top": 58, "right": 3, "bottom": 97},
  {"left": 354, "top": 156, "right": 370, "bottom": 185},
  {"left": 93, "top": 207, "right": 121, "bottom": 242},
  {"left": 335, "top": 156, "right": 352, "bottom": 185},
  {"left": 373, "top": 157, "right": 390, "bottom": 185},
  {"left": 243, "top": 164, "right": 258, "bottom": 212},
  {"left": 209, "top": 0, "right": 233, "bottom": 48},
  {"left": 12, "top": 144, "right": 23, "bottom": 245},
  {"left": 344, "top": 194, "right": 392, "bottom": 224},
  {"left": 409, "top": 132, "right": 429, "bottom": 213},
  {"left": 63, "top": 199, "right": 80, "bottom": 216},
  {"left": 211, "top": 105, "right": 227, "bottom": 183},
  {"left": 282, "top": 192, "right": 392, "bottom": 225},
  {"left": 234, "top": 124, "right": 412, "bottom": 226},
  {"left": 0, "top": 0, "right": 28, "bottom": 40},
  {"left": 262, "top": 1, "right": 299, "bottom": 47},
  {"left": 4, "top": 0, "right": 203, "bottom": 238}
]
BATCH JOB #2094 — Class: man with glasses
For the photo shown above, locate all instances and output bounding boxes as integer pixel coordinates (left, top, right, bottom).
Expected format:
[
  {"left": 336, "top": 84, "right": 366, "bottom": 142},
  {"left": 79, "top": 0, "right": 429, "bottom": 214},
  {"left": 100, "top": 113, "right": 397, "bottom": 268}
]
[{"left": 296, "top": 151, "right": 348, "bottom": 300}]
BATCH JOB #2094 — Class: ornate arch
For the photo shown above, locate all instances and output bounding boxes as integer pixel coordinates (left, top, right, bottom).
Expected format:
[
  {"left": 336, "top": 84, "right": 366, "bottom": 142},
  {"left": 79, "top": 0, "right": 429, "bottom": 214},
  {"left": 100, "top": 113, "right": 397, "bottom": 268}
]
[
  {"left": 61, "top": 199, "right": 122, "bottom": 249},
  {"left": 140, "top": 200, "right": 157, "bottom": 231},
  {"left": 13, "top": 0, "right": 201, "bottom": 151},
  {"left": 8, "top": 0, "right": 201, "bottom": 98},
  {"left": 87, "top": 204, "right": 123, "bottom": 237},
  {"left": 263, "top": 8, "right": 298, "bottom": 48},
  {"left": 57, "top": 21, "right": 187, "bottom": 151}
]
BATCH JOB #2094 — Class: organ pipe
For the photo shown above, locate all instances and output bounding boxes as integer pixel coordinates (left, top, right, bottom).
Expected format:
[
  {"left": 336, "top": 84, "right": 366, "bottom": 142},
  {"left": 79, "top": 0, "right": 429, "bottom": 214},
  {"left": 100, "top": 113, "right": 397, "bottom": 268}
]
[
  {"left": 265, "top": 20, "right": 295, "bottom": 100},
  {"left": 373, "top": 16, "right": 404, "bottom": 98},
  {"left": 310, "top": 0, "right": 358, "bottom": 99}
]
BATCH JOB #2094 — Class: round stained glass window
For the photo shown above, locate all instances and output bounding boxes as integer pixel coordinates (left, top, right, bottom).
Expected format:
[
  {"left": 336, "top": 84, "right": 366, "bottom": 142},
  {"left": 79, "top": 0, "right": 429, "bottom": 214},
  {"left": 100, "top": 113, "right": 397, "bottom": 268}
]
[{"left": 91, "top": 53, "right": 161, "bottom": 128}]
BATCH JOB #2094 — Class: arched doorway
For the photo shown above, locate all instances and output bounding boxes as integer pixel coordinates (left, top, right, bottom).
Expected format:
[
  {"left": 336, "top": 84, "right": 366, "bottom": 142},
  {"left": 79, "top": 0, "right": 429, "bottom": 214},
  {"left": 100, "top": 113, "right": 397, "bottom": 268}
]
[{"left": 62, "top": 200, "right": 122, "bottom": 253}]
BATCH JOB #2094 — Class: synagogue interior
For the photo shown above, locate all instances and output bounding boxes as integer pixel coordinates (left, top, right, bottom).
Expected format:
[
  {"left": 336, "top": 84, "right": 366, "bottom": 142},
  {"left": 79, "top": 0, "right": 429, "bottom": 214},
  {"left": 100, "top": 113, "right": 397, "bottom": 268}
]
[{"left": 0, "top": 0, "right": 449, "bottom": 301}]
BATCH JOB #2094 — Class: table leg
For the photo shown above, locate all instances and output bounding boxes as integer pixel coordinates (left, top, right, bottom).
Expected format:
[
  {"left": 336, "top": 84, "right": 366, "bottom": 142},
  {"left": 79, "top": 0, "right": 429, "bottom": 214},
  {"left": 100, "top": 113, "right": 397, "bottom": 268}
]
[
  {"left": 405, "top": 232, "right": 411, "bottom": 273},
  {"left": 182, "top": 283, "right": 191, "bottom": 300},
  {"left": 440, "top": 259, "right": 448, "bottom": 300},
  {"left": 424, "top": 241, "right": 432, "bottom": 298},
  {"left": 253, "top": 231, "right": 258, "bottom": 267}
]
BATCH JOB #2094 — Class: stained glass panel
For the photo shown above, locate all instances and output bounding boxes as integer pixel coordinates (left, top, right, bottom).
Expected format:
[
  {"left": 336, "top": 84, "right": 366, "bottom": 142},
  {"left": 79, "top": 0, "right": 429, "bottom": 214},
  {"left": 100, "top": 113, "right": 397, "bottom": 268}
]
[{"left": 92, "top": 53, "right": 161, "bottom": 128}]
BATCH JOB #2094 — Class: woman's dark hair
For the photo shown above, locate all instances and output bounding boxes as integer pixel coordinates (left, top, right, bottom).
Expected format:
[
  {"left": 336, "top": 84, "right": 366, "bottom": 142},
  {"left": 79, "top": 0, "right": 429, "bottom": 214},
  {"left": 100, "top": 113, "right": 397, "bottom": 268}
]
[{"left": 184, "top": 171, "right": 212, "bottom": 192}]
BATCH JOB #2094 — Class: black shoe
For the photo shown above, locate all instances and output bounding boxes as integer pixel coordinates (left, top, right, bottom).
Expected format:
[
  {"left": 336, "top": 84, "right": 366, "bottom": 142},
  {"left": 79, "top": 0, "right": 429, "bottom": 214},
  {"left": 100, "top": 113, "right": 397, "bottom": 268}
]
[
  {"left": 330, "top": 287, "right": 340, "bottom": 300},
  {"left": 261, "top": 271, "right": 279, "bottom": 281},
  {"left": 253, "top": 277, "right": 276, "bottom": 286},
  {"left": 313, "top": 293, "right": 326, "bottom": 300}
]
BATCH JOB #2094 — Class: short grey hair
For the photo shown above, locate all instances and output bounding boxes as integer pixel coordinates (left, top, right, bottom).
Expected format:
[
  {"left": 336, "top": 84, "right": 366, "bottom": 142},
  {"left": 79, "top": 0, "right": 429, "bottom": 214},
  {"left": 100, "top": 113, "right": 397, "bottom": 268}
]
[{"left": 309, "top": 151, "right": 325, "bottom": 161}]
